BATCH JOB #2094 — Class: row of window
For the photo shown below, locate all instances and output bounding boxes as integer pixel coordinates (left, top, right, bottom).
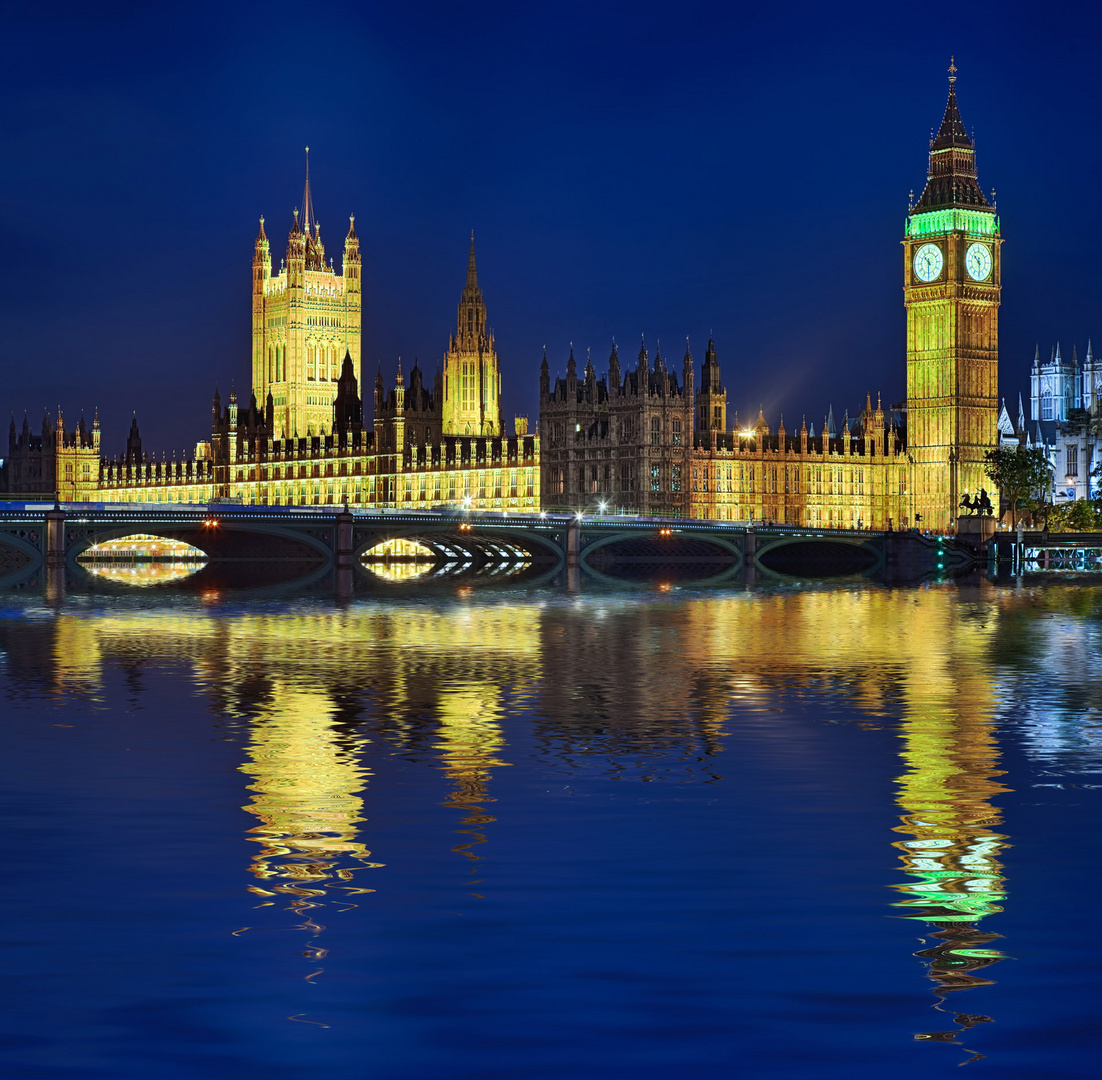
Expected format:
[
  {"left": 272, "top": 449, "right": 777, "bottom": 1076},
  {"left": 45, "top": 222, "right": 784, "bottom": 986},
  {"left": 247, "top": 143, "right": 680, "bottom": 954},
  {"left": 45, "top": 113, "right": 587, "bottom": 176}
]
[{"left": 548, "top": 417, "right": 684, "bottom": 445}]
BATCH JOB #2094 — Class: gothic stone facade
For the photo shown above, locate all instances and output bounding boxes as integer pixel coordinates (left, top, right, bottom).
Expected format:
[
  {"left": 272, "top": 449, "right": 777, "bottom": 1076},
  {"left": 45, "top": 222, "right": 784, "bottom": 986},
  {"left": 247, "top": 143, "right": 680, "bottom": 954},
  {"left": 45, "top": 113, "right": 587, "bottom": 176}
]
[
  {"left": 252, "top": 158, "right": 362, "bottom": 440},
  {"left": 539, "top": 341, "right": 694, "bottom": 516},
  {"left": 540, "top": 340, "right": 909, "bottom": 528}
]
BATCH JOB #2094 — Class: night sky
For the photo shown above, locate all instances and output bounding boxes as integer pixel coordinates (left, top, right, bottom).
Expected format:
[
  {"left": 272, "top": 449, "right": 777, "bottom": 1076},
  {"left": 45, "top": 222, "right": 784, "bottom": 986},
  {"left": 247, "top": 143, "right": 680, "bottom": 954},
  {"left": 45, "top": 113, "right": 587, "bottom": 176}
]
[{"left": 3, "top": 2, "right": 1100, "bottom": 456}]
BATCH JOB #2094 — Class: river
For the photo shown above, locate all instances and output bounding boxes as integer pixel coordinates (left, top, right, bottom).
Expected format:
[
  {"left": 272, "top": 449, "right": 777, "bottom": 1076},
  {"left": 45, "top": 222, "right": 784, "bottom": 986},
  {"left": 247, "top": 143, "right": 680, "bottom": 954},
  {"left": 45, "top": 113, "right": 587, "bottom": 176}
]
[{"left": 2, "top": 572, "right": 1100, "bottom": 1077}]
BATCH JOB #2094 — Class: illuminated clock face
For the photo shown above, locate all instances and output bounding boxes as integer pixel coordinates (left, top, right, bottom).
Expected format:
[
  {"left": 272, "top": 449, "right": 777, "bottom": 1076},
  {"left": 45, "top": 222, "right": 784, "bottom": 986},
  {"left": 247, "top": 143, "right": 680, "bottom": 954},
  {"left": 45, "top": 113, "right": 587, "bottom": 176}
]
[
  {"left": 913, "top": 243, "right": 944, "bottom": 283},
  {"left": 965, "top": 242, "right": 993, "bottom": 281}
]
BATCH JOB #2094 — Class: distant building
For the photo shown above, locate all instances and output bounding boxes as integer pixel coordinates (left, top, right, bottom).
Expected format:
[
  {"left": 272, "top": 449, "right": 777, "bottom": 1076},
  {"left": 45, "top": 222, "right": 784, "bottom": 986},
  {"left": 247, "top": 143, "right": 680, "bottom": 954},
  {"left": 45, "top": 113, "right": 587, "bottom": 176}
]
[{"left": 1023, "top": 341, "right": 1102, "bottom": 503}]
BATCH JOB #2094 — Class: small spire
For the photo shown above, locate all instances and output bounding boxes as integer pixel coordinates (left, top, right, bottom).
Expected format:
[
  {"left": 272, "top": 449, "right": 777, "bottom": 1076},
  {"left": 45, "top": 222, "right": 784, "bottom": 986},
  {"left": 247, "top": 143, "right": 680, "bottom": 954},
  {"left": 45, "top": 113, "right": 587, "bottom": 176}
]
[
  {"left": 302, "top": 147, "right": 315, "bottom": 235},
  {"left": 347, "top": 213, "right": 357, "bottom": 241},
  {"left": 257, "top": 215, "right": 267, "bottom": 241},
  {"left": 467, "top": 231, "right": 478, "bottom": 288},
  {"left": 948, "top": 55, "right": 957, "bottom": 84}
]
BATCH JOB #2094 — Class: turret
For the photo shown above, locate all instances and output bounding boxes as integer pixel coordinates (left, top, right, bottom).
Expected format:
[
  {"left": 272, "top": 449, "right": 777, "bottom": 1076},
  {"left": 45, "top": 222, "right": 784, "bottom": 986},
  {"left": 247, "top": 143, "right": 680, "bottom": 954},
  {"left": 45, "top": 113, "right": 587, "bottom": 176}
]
[
  {"left": 608, "top": 340, "right": 621, "bottom": 394},
  {"left": 253, "top": 216, "right": 271, "bottom": 287},
  {"left": 333, "top": 351, "right": 363, "bottom": 433},
  {"left": 228, "top": 386, "right": 239, "bottom": 462},
  {"left": 696, "top": 337, "right": 726, "bottom": 447},
  {"left": 92, "top": 409, "right": 100, "bottom": 453},
  {"left": 126, "top": 416, "right": 142, "bottom": 464},
  {"left": 393, "top": 360, "right": 407, "bottom": 450},
  {"left": 682, "top": 340, "right": 694, "bottom": 408},
  {"left": 539, "top": 349, "right": 550, "bottom": 400}
]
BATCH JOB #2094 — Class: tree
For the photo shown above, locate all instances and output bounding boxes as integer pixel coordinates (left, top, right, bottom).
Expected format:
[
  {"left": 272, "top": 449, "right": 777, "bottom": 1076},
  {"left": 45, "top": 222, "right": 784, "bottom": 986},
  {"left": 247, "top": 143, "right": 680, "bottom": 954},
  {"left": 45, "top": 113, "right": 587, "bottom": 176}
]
[
  {"left": 984, "top": 446, "right": 1052, "bottom": 529},
  {"left": 1050, "top": 496, "right": 1102, "bottom": 533}
]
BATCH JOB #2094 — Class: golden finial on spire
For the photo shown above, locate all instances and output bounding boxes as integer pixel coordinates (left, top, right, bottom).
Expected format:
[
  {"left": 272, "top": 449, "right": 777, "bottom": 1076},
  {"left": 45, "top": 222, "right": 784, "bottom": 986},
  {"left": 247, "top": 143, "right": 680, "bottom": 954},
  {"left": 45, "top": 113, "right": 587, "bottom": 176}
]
[{"left": 948, "top": 56, "right": 957, "bottom": 83}]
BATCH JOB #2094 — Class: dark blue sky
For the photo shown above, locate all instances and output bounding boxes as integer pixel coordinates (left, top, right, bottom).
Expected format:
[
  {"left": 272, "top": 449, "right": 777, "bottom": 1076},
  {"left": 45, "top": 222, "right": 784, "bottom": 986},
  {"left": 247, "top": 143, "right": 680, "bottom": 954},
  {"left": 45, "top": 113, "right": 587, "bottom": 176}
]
[{"left": 3, "top": 1, "right": 1100, "bottom": 454}]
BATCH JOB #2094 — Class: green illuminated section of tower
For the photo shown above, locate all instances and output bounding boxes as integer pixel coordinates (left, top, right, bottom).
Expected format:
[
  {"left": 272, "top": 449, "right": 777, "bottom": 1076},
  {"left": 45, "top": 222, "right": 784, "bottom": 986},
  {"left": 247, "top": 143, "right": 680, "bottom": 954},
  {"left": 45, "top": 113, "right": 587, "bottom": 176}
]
[{"left": 904, "top": 63, "right": 1000, "bottom": 530}]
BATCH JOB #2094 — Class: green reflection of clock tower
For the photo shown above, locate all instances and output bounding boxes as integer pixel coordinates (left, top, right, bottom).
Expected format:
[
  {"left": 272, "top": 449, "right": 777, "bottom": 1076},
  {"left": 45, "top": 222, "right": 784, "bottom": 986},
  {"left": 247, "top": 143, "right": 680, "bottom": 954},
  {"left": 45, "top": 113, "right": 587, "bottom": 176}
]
[{"left": 904, "top": 59, "right": 1001, "bottom": 531}]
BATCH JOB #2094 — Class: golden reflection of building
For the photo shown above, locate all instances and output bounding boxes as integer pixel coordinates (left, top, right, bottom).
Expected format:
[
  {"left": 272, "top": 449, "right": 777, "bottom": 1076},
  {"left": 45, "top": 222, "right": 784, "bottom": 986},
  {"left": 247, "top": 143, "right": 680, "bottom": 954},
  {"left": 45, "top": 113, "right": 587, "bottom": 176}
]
[
  {"left": 435, "top": 683, "right": 510, "bottom": 871},
  {"left": 239, "top": 685, "right": 377, "bottom": 971}
]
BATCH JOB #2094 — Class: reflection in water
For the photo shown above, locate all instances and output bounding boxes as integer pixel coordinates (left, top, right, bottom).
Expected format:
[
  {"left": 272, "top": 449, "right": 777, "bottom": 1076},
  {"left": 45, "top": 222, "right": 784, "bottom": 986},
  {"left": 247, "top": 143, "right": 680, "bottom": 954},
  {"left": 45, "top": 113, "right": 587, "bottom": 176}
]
[
  {"left": 81, "top": 560, "right": 206, "bottom": 586},
  {"left": 18, "top": 581, "right": 1102, "bottom": 1063},
  {"left": 365, "top": 560, "right": 434, "bottom": 581},
  {"left": 890, "top": 604, "right": 1009, "bottom": 1061},
  {"left": 435, "top": 683, "right": 510, "bottom": 878},
  {"left": 239, "top": 687, "right": 379, "bottom": 978}
]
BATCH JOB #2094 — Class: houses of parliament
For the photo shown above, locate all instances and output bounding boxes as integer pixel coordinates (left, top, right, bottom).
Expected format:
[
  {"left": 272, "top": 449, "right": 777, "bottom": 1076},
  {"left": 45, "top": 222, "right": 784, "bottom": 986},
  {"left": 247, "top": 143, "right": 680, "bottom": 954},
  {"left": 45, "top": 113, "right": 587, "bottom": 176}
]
[{"left": 3, "top": 67, "right": 999, "bottom": 531}]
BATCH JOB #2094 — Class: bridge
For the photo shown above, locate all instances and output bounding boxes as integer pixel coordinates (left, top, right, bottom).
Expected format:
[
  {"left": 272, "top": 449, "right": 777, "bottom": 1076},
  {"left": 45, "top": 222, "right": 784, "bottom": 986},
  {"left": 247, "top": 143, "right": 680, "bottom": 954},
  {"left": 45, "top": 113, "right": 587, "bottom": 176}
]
[{"left": 0, "top": 502, "right": 972, "bottom": 586}]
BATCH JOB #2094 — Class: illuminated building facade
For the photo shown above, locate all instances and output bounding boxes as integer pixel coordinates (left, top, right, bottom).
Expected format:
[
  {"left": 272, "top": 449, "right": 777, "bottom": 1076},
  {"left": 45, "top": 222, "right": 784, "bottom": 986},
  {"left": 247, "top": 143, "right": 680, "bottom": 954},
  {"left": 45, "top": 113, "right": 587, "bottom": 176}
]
[
  {"left": 441, "top": 236, "right": 502, "bottom": 436},
  {"left": 540, "top": 338, "right": 909, "bottom": 527},
  {"left": 1026, "top": 342, "right": 1102, "bottom": 503},
  {"left": 3, "top": 201, "right": 538, "bottom": 511},
  {"left": 93, "top": 357, "right": 538, "bottom": 509},
  {"left": 688, "top": 396, "right": 909, "bottom": 529},
  {"left": 537, "top": 65, "right": 993, "bottom": 530},
  {"left": 904, "top": 62, "right": 1001, "bottom": 529},
  {"left": 5, "top": 410, "right": 102, "bottom": 502},
  {"left": 252, "top": 157, "right": 362, "bottom": 440}
]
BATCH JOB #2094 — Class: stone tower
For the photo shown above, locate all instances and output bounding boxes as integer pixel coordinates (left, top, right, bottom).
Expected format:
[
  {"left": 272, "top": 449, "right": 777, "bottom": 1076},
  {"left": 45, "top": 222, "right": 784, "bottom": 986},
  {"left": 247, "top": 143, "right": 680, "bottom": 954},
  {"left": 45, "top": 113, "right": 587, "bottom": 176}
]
[
  {"left": 695, "top": 338, "right": 727, "bottom": 449},
  {"left": 904, "top": 61, "right": 1001, "bottom": 530},
  {"left": 251, "top": 151, "right": 361, "bottom": 439},
  {"left": 442, "top": 234, "right": 502, "bottom": 436}
]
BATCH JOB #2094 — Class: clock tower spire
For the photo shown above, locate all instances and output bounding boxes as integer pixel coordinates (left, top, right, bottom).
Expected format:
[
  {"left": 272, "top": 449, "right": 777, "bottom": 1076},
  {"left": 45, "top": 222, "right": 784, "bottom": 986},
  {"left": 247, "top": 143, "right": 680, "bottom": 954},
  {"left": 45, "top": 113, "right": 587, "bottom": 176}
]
[{"left": 904, "top": 60, "right": 1001, "bottom": 530}]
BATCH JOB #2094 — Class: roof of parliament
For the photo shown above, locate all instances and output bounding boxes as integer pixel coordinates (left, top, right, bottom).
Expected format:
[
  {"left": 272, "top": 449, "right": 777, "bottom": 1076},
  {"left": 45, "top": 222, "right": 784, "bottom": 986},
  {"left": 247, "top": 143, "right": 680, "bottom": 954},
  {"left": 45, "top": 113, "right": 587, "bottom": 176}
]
[{"left": 913, "top": 59, "right": 993, "bottom": 214}]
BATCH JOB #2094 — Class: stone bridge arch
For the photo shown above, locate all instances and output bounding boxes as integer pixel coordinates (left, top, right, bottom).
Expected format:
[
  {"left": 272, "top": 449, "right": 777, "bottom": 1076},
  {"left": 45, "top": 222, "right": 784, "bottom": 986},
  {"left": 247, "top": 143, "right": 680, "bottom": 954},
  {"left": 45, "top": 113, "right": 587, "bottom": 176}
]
[
  {"left": 62, "top": 517, "right": 335, "bottom": 565},
  {"left": 0, "top": 522, "right": 45, "bottom": 575},
  {"left": 351, "top": 518, "right": 565, "bottom": 569},
  {"left": 753, "top": 531, "right": 884, "bottom": 575},
  {"left": 578, "top": 525, "right": 744, "bottom": 573}
]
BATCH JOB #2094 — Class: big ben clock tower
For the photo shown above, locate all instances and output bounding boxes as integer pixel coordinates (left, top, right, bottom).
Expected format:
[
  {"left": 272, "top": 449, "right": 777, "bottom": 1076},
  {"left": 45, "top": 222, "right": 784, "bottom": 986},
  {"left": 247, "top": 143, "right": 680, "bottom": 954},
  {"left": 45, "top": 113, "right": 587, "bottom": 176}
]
[{"left": 904, "top": 60, "right": 1000, "bottom": 531}]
